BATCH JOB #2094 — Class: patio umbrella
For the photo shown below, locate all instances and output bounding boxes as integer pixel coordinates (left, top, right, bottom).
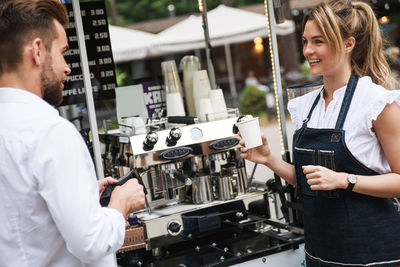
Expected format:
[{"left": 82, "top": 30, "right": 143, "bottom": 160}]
[{"left": 109, "top": 25, "right": 157, "bottom": 62}]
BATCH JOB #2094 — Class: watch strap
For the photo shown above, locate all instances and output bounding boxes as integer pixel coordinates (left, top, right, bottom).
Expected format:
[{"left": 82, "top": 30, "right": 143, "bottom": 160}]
[{"left": 346, "top": 182, "right": 355, "bottom": 192}]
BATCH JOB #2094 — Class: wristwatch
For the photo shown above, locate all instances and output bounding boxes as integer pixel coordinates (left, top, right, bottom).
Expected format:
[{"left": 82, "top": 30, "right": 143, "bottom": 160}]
[{"left": 346, "top": 174, "right": 357, "bottom": 192}]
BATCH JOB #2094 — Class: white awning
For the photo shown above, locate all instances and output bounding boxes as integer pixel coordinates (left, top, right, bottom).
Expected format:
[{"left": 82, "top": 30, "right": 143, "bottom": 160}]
[
  {"left": 109, "top": 25, "right": 157, "bottom": 62},
  {"left": 154, "top": 5, "right": 295, "bottom": 54},
  {"left": 109, "top": 5, "right": 296, "bottom": 62}
]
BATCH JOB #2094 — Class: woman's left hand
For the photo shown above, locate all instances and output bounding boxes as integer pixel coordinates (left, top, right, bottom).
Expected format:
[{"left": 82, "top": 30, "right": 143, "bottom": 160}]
[
  {"left": 98, "top": 177, "right": 118, "bottom": 195},
  {"left": 302, "top": 165, "right": 347, "bottom": 191}
]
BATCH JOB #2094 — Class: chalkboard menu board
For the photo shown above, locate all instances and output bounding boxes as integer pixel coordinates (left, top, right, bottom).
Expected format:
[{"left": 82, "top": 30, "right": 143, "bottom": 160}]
[{"left": 62, "top": 1, "right": 116, "bottom": 106}]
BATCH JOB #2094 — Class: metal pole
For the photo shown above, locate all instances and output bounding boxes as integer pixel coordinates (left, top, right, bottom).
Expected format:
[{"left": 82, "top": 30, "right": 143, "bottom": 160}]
[
  {"left": 199, "top": 0, "right": 217, "bottom": 89},
  {"left": 264, "top": 0, "right": 294, "bottom": 224},
  {"left": 264, "top": 0, "right": 289, "bottom": 162},
  {"left": 224, "top": 44, "right": 238, "bottom": 106},
  {"left": 71, "top": 0, "right": 104, "bottom": 179}
]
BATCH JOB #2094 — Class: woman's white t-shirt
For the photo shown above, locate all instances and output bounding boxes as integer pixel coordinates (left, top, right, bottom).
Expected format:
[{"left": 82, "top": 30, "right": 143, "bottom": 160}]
[{"left": 288, "top": 76, "right": 400, "bottom": 174}]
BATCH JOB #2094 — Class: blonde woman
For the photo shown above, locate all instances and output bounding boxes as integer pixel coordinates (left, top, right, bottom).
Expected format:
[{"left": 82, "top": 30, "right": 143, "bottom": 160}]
[{"left": 240, "top": 0, "right": 400, "bottom": 266}]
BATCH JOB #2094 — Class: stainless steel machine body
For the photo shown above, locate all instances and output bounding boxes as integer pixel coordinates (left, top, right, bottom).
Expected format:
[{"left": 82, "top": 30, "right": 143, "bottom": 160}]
[{"left": 128, "top": 117, "right": 260, "bottom": 247}]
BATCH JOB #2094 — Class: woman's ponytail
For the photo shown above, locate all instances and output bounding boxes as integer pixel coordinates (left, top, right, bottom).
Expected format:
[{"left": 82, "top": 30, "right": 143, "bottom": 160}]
[{"left": 351, "top": 2, "right": 397, "bottom": 89}]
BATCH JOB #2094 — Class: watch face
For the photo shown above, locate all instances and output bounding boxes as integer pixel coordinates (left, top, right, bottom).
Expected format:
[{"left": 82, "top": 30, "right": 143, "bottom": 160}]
[{"left": 349, "top": 175, "right": 357, "bottom": 184}]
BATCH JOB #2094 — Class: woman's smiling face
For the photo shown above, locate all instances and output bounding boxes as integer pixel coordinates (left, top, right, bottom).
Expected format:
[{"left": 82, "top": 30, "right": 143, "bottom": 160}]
[{"left": 302, "top": 20, "right": 343, "bottom": 77}]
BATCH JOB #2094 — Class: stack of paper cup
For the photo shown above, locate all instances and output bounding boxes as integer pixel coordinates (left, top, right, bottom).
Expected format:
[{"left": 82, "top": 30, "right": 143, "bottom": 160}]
[
  {"left": 193, "top": 70, "right": 211, "bottom": 117},
  {"left": 197, "top": 98, "right": 215, "bottom": 122},
  {"left": 166, "top": 92, "right": 186, "bottom": 116},
  {"left": 235, "top": 117, "right": 262, "bottom": 148},
  {"left": 209, "top": 89, "right": 228, "bottom": 120},
  {"left": 180, "top": 56, "right": 200, "bottom": 117},
  {"left": 162, "top": 60, "right": 186, "bottom": 116},
  {"left": 161, "top": 60, "right": 183, "bottom": 96}
]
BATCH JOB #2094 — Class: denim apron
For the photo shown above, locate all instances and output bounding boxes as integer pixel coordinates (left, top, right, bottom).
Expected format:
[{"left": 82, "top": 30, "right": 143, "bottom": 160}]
[{"left": 293, "top": 73, "right": 400, "bottom": 266}]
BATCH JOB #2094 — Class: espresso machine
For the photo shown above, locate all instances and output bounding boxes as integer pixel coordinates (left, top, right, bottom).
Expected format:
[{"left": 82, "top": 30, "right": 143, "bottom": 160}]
[
  {"left": 128, "top": 117, "right": 253, "bottom": 235},
  {"left": 111, "top": 116, "right": 304, "bottom": 266}
]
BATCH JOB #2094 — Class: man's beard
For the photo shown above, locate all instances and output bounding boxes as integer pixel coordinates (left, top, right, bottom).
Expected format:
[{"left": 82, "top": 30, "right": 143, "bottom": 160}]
[{"left": 41, "top": 56, "right": 63, "bottom": 106}]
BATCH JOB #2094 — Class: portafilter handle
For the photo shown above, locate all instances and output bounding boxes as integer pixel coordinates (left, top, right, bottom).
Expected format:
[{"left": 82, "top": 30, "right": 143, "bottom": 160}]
[
  {"left": 99, "top": 169, "right": 152, "bottom": 214},
  {"left": 173, "top": 171, "right": 192, "bottom": 186},
  {"left": 167, "top": 116, "right": 198, "bottom": 125}
]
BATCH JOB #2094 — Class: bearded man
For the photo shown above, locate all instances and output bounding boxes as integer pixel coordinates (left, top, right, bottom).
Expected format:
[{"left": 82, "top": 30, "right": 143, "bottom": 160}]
[{"left": 0, "top": 1, "right": 145, "bottom": 266}]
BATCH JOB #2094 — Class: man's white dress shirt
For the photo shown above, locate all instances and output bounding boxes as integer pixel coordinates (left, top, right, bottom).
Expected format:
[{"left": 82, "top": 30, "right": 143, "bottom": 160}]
[
  {"left": 288, "top": 76, "right": 400, "bottom": 174},
  {"left": 0, "top": 88, "right": 125, "bottom": 267}
]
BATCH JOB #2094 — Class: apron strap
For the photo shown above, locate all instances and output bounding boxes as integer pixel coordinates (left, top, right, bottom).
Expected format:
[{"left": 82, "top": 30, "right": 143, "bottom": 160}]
[
  {"left": 294, "top": 88, "right": 323, "bottom": 148},
  {"left": 335, "top": 72, "right": 359, "bottom": 129},
  {"left": 302, "top": 89, "right": 323, "bottom": 127}
]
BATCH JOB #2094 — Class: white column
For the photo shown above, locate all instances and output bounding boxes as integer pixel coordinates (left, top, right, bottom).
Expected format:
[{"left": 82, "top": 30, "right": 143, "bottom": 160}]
[
  {"left": 224, "top": 43, "right": 238, "bottom": 106},
  {"left": 71, "top": 0, "right": 104, "bottom": 179}
]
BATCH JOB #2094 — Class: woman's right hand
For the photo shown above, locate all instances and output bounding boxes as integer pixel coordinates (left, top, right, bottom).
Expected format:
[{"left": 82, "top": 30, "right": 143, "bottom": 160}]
[{"left": 239, "top": 133, "right": 271, "bottom": 165}]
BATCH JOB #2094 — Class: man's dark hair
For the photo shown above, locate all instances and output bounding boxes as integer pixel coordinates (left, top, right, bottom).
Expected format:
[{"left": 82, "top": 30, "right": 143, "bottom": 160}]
[{"left": 0, "top": 0, "right": 68, "bottom": 75}]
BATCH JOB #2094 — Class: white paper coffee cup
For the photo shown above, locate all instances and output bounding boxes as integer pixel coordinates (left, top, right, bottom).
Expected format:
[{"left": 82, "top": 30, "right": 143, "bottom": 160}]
[
  {"left": 197, "top": 98, "right": 215, "bottom": 122},
  {"left": 193, "top": 70, "right": 211, "bottom": 116},
  {"left": 166, "top": 92, "right": 185, "bottom": 116},
  {"left": 235, "top": 117, "right": 262, "bottom": 148},
  {"left": 209, "top": 89, "right": 228, "bottom": 120},
  {"left": 193, "top": 70, "right": 211, "bottom": 98}
]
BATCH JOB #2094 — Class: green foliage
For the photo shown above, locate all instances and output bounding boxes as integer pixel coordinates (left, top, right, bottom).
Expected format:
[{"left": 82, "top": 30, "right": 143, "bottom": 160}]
[
  {"left": 96, "top": 0, "right": 264, "bottom": 25},
  {"left": 301, "top": 60, "right": 310, "bottom": 78},
  {"left": 239, "top": 85, "right": 267, "bottom": 116},
  {"left": 115, "top": 67, "right": 130, "bottom": 87},
  {"left": 232, "top": 0, "right": 263, "bottom": 6},
  {"left": 108, "top": 115, "right": 119, "bottom": 130}
]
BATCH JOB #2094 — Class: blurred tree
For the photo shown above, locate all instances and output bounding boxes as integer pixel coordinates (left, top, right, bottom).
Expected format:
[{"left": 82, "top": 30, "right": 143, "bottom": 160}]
[
  {"left": 239, "top": 85, "right": 267, "bottom": 117},
  {"left": 85, "top": 0, "right": 264, "bottom": 25},
  {"left": 115, "top": 67, "right": 130, "bottom": 87}
]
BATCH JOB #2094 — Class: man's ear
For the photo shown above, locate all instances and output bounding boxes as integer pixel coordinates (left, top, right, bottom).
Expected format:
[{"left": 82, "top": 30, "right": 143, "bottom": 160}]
[
  {"left": 30, "top": 38, "right": 44, "bottom": 65},
  {"left": 345, "top": 36, "right": 356, "bottom": 54}
]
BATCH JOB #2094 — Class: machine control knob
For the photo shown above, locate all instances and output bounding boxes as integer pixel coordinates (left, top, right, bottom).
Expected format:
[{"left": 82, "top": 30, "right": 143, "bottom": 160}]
[
  {"left": 166, "top": 128, "right": 182, "bottom": 146},
  {"left": 143, "top": 132, "right": 158, "bottom": 151},
  {"left": 167, "top": 220, "right": 182, "bottom": 235}
]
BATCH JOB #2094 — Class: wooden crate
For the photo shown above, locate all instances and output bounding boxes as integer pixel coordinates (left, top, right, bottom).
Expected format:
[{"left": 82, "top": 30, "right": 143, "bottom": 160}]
[{"left": 117, "top": 225, "right": 147, "bottom": 253}]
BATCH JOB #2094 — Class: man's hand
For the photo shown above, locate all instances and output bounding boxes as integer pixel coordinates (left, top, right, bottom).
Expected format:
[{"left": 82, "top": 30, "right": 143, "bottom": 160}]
[
  {"left": 108, "top": 179, "right": 145, "bottom": 218},
  {"left": 98, "top": 177, "right": 118, "bottom": 195}
]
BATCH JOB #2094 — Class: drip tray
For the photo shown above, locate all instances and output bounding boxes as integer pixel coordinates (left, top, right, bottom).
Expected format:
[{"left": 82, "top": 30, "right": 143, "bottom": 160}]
[{"left": 117, "top": 226, "right": 303, "bottom": 267}]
